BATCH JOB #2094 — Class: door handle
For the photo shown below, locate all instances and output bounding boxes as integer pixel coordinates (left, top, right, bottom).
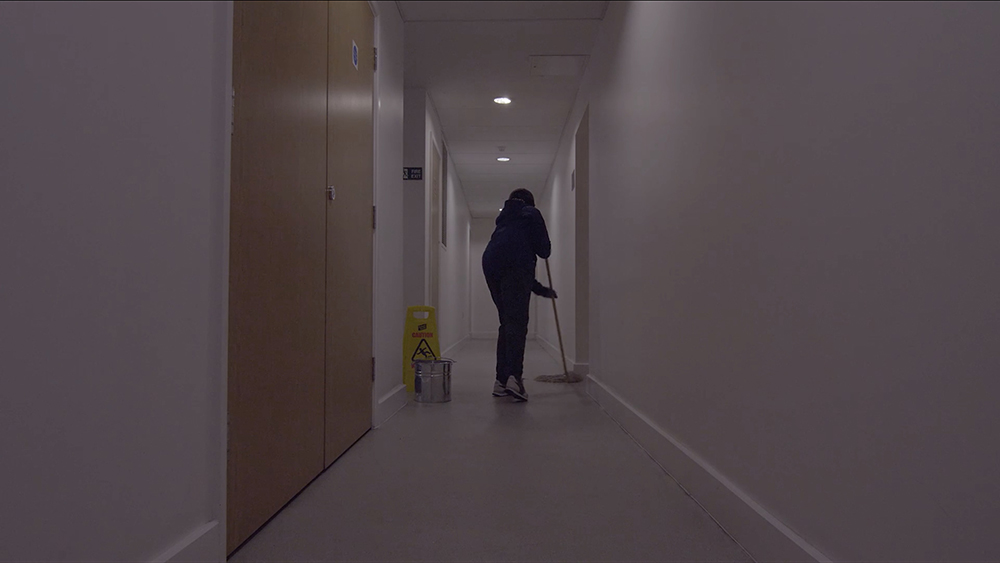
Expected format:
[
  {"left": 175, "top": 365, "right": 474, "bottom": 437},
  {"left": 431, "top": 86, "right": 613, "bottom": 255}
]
[{"left": 327, "top": 185, "right": 336, "bottom": 201}]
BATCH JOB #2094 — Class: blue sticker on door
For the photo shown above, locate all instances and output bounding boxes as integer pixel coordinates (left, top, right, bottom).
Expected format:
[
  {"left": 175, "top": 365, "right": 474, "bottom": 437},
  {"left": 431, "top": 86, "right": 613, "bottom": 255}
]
[{"left": 352, "top": 41, "right": 358, "bottom": 70}]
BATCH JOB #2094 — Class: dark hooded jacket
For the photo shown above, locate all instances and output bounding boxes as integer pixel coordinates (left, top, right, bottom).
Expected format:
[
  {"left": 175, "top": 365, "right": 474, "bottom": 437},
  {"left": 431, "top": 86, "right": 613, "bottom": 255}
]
[{"left": 482, "top": 198, "right": 551, "bottom": 276}]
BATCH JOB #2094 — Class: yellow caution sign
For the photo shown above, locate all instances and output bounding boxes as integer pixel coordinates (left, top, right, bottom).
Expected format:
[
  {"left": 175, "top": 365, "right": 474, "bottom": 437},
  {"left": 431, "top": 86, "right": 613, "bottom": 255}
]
[{"left": 403, "top": 306, "right": 440, "bottom": 392}]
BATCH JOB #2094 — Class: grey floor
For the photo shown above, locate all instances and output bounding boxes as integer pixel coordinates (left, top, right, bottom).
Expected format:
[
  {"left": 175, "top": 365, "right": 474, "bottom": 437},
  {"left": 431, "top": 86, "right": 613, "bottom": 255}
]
[{"left": 229, "top": 339, "right": 752, "bottom": 562}]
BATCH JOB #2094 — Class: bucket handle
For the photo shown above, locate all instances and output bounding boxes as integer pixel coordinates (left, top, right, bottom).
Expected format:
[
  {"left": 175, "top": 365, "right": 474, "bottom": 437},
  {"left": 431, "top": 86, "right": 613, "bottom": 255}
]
[{"left": 414, "top": 356, "right": 458, "bottom": 364}]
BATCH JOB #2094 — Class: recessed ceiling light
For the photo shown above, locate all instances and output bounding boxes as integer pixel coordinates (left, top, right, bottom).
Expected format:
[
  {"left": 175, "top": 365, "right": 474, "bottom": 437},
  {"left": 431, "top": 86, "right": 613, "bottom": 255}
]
[
  {"left": 497, "top": 157, "right": 510, "bottom": 162},
  {"left": 493, "top": 97, "right": 511, "bottom": 105}
]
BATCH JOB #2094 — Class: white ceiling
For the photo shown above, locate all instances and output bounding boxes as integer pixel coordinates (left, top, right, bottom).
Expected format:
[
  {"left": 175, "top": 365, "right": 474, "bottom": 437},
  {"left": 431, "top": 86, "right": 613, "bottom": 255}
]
[{"left": 399, "top": 1, "right": 608, "bottom": 217}]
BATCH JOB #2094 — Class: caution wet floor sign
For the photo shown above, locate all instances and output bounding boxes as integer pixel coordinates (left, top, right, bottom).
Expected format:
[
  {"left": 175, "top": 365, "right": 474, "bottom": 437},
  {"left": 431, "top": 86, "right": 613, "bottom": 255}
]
[{"left": 403, "top": 306, "right": 440, "bottom": 392}]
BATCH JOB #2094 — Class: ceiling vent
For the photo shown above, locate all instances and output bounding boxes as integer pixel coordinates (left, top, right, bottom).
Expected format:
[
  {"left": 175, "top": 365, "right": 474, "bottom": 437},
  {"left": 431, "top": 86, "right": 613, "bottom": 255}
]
[{"left": 528, "top": 55, "right": 589, "bottom": 78}]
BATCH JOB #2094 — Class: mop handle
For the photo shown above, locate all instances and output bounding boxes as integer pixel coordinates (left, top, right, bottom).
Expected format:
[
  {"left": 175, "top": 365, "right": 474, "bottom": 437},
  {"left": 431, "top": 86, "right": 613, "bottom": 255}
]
[{"left": 544, "top": 259, "right": 570, "bottom": 378}]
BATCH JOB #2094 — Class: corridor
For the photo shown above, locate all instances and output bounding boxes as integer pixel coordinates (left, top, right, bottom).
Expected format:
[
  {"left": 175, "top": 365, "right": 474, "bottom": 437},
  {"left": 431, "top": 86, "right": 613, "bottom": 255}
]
[
  {"left": 6, "top": 1, "right": 1000, "bottom": 561},
  {"left": 229, "top": 339, "right": 751, "bottom": 562}
]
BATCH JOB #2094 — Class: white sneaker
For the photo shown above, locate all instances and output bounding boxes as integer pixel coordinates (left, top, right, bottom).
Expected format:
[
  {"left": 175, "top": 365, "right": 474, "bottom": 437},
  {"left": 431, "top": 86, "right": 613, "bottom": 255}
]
[
  {"left": 506, "top": 376, "right": 528, "bottom": 402},
  {"left": 492, "top": 380, "right": 509, "bottom": 397}
]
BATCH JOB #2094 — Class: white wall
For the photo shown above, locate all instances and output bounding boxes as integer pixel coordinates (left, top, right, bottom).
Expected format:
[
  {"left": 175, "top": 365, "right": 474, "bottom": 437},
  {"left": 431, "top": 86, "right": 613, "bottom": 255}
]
[
  {"left": 554, "top": 2, "right": 1000, "bottom": 561},
  {"left": 0, "top": 2, "right": 230, "bottom": 561},
  {"left": 535, "top": 132, "right": 577, "bottom": 369},
  {"left": 402, "top": 91, "right": 473, "bottom": 355},
  {"left": 425, "top": 96, "right": 472, "bottom": 354},
  {"left": 372, "top": 1, "right": 407, "bottom": 426},
  {"left": 438, "top": 153, "right": 472, "bottom": 354},
  {"left": 402, "top": 89, "right": 427, "bottom": 311}
]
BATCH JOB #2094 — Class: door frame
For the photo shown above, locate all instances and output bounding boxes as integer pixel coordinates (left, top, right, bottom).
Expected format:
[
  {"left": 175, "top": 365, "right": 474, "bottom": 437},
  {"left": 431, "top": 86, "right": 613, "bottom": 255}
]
[
  {"left": 216, "top": 2, "right": 234, "bottom": 556},
  {"left": 427, "top": 131, "right": 442, "bottom": 310},
  {"left": 574, "top": 106, "right": 590, "bottom": 375},
  {"left": 368, "top": 0, "right": 380, "bottom": 422}
]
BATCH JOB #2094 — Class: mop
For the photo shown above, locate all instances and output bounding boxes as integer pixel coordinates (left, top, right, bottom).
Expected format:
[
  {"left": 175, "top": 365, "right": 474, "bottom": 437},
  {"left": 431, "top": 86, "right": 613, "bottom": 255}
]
[{"left": 535, "top": 259, "right": 584, "bottom": 383}]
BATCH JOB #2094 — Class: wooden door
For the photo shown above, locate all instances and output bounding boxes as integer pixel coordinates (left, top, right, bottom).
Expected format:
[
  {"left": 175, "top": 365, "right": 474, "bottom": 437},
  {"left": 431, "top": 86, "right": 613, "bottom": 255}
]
[
  {"left": 324, "top": 0, "right": 375, "bottom": 465},
  {"left": 227, "top": 0, "right": 328, "bottom": 553}
]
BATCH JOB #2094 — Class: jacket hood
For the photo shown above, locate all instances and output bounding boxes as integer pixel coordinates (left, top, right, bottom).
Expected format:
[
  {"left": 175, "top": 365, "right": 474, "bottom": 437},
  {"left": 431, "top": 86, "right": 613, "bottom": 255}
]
[{"left": 496, "top": 198, "right": 529, "bottom": 225}]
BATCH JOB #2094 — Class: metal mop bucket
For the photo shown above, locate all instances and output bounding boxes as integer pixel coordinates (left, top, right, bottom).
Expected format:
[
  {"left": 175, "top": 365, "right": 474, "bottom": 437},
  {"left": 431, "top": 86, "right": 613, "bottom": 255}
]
[{"left": 413, "top": 358, "right": 454, "bottom": 403}]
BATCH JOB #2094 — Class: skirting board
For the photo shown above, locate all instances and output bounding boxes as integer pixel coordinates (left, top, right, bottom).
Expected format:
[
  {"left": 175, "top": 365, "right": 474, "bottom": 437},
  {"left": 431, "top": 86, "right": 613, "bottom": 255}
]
[
  {"left": 374, "top": 383, "right": 407, "bottom": 428},
  {"left": 373, "top": 336, "right": 470, "bottom": 429},
  {"left": 149, "top": 520, "right": 221, "bottom": 563},
  {"left": 441, "top": 335, "right": 469, "bottom": 357},
  {"left": 536, "top": 341, "right": 588, "bottom": 375},
  {"left": 471, "top": 332, "right": 538, "bottom": 341},
  {"left": 537, "top": 335, "right": 574, "bottom": 370},
  {"left": 586, "top": 375, "right": 832, "bottom": 563}
]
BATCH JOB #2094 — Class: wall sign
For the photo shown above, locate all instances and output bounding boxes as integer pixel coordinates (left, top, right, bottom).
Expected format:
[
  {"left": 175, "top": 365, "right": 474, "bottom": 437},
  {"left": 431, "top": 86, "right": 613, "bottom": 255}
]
[{"left": 403, "top": 167, "right": 423, "bottom": 180}]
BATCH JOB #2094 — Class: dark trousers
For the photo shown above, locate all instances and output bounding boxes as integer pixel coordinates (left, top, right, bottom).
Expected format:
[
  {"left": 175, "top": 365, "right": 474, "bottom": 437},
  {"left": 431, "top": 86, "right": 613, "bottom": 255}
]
[{"left": 485, "top": 267, "right": 533, "bottom": 385}]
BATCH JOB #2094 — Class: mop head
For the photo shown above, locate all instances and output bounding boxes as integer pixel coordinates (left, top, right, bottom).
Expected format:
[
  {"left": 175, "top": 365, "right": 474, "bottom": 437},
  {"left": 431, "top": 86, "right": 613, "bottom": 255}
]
[{"left": 534, "top": 372, "right": 584, "bottom": 383}]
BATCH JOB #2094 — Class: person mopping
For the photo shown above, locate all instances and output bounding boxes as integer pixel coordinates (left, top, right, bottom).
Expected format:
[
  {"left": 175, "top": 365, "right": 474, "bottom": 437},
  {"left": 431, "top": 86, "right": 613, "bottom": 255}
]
[{"left": 482, "top": 188, "right": 557, "bottom": 402}]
